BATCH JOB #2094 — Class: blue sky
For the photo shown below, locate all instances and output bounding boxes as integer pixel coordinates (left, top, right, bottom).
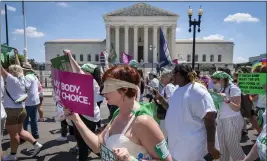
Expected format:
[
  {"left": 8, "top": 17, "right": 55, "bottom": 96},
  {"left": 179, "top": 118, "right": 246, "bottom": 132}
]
[{"left": 1, "top": 1, "right": 266, "bottom": 63}]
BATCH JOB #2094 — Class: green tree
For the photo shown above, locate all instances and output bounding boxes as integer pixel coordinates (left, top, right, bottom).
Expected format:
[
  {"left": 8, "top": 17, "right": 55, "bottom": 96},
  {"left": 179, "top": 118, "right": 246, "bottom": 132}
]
[
  {"left": 28, "top": 58, "right": 38, "bottom": 69},
  {"left": 9, "top": 54, "right": 25, "bottom": 65}
]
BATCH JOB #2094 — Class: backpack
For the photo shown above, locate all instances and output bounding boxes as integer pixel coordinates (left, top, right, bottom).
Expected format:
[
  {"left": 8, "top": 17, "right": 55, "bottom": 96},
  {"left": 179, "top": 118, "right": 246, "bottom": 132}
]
[
  {"left": 227, "top": 85, "right": 252, "bottom": 118},
  {"left": 240, "top": 94, "right": 252, "bottom": 118},
  {"left": 156, "top": 89, "right": 167, "bottom": 120},
  {"left": 140, "top": 79, "right": 145, "bottom": 94}
]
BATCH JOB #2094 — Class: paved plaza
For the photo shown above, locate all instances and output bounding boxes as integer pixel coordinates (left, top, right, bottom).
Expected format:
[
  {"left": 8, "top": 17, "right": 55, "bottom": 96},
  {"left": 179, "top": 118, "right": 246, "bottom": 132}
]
[{"left": 2, "top": 96, "right": 259, "bottom": 161}]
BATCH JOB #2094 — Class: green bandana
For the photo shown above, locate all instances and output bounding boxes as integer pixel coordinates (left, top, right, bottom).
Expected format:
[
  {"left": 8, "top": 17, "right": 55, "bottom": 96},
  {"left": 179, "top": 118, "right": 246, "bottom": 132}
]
[
  {"left": 211, "top": 71, "right": 223, "bottom": 79},
  {"left": 212, "top": 71, "right": 233, "bottom": 81},
  {"left": 81, "top": 63, "right": 97, "bottom": 74},
  {"left": 129, "top": 60, "right": 138, "bottom": 68}
]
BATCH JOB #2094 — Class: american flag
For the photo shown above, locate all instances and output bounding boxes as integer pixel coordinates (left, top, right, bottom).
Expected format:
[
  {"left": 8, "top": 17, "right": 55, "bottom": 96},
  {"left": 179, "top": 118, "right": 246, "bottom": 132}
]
[
  {"left": 122, "top": 52, "right": 132, "bottom": 64},
  {"left": 159, "top": 28, "right": 172, "bottom": 68}
]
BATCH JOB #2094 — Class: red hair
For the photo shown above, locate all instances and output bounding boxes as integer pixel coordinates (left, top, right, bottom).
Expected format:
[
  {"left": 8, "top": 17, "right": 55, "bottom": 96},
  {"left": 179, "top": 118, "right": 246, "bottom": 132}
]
[{"left": 102, "top": 65, "right": 140, "bottom": 98}]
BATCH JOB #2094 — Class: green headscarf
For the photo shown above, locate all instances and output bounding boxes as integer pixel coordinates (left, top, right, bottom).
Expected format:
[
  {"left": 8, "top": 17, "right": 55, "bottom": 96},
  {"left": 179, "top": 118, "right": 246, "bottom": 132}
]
[
  {"left": 81, "top": 63, "right": 97, "bottom": 74},
  {"left": 212, "top": 71, "right": 233, "bottom": 81},
  {"left": 211, "top": 71, "right": 223, "bottom": 79},
  {"left": 129, "top": 60, "right": 138, "bottom": 68}
]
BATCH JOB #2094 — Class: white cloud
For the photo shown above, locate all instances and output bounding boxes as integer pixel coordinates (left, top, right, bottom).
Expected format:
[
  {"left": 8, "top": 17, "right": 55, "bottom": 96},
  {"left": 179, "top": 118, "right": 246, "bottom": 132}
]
[
  {"left": 1, "top": 5, "right": 16, "bottom": 15},
  {"left": 176, "top": 27, "right": 180, "bottom": 32},
  {"left": 13, "top": 26, "right": 44, "bottom": 38},
  {"left": 229, "top": 37, "right": 234, "bottom": 41},
  {"left": 7, "top": 5, "right": 16, "bottom": 12},
  {"left": 234, "top": 56, "right": 248, "bottom": 63},
  {"left": 202, "top": 34, "right": 224, "bottom": 40},
  {"left": 224, "top": 13, "right": 259, "bottom": 23},
  {"left": 57, "top": 2, "right": 68, "bottom": 8},
  {"left": 187, "top": 34, "right": 226, "bottom": 40}
]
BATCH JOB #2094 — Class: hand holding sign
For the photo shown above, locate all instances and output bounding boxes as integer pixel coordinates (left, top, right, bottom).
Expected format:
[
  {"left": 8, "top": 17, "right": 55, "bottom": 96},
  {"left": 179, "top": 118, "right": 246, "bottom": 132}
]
[
  {"left": 63, "top": 49, "right": 71, "bottom": 56},
  {"left": 113, "top": 148, "right": 131, "bottom": 161},
  {"left": 209, "top": 91, "right": 224, "bottom": 111},
  {"left": 218, "top": 93, "right": 229, "bottom": 102},
  {"left": 51, "top": 68, "right": 94, "bottom": 117},
  {"left": 64, "top": 108, "right": 80, "bottom": 123},
  {"left": 100, "top": 144, "right": 116, "bottom": 161}
]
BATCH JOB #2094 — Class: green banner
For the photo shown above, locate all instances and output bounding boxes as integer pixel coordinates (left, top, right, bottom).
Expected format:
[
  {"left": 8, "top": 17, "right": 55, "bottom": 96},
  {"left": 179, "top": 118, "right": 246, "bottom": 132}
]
[
  {"left": 50, "top": 55, "right": 72, "bottom": 72},
  {"left": 108, "top": 43, "right": 117, "bottom": 63},
  {"left": 209, "top": 91, "right": 224, "bottom": 111},
  {"left": 1, "top": 44, "right": 15, "bottom": 68},
  {"left": 1, "top": 44, "right": 14, "bottom": 54},
  {"left": 238, "top": 73, "right": 267, "bottom": 94}
]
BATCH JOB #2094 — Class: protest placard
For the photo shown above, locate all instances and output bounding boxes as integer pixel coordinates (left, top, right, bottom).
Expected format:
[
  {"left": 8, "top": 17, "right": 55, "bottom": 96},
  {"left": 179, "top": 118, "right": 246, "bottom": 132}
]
[
  {"left": 51, "top": 67, "right": 94, "bottom": 117},
  {"left": 238, "top": 73, "right": 266, "bottom": 94},
  {"left": 209, "top": 91, "right": 224, "bottom": 111},
  {"left": 100, "top": 144, "right": 116, "bottom": 161},
  {"left": 50, "top": 55, "right": 72, "bottom": 72}
]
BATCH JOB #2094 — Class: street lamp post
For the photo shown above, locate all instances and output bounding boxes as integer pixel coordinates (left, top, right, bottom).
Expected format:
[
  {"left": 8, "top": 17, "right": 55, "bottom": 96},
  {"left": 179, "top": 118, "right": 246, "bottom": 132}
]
[
  {"left": 4, "top": 3, "right": 9, "bottom": 46},
  {"left": 188, "top": 6, "right": 203, "bottom": 70},
  {"left": 149, "top": 45, "right": 156, "bottom": 69}
]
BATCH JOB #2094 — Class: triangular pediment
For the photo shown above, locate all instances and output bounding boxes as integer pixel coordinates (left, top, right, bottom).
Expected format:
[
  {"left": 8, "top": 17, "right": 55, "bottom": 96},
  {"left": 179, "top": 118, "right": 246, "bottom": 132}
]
[{"left": 105, "top": 3, "right": 178, "bottom": 17}]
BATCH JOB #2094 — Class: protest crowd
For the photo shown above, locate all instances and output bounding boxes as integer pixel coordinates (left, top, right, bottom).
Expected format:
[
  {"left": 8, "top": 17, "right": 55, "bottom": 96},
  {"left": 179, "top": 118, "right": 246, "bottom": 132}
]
[{"left": 0, "top": 48, "right": 266, "bottom": 161}]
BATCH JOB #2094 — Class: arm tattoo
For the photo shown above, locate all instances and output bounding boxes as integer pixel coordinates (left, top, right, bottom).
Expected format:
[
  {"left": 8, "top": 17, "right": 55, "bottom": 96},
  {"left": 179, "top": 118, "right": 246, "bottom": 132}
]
[{"left": 204, "top": 112, "right": 216, "bottom": 147}]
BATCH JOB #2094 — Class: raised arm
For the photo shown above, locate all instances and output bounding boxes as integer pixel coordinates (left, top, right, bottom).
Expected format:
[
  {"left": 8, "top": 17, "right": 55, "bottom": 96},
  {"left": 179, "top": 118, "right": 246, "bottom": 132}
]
[
  {"left": 14, "top": 49, "right": 21, "bottom": 66},
  {"left": 63, "top": 50, "right": 84, "bottom": 74},
  {"left": 1, "top": 67, "right": 9, "bottom": 79}
]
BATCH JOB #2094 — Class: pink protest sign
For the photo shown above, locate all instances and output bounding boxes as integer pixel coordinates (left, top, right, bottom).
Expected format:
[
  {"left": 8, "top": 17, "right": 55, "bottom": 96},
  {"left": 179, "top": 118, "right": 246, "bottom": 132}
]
[{"left": 51, "top": 67, "right": 94, "bottom": 117}]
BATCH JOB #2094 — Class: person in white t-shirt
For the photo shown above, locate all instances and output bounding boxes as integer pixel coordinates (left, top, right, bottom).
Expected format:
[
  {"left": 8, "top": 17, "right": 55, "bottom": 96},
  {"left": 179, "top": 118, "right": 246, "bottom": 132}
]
[
  {"left": 211, "top": 71, "right": 246, "bottom": 161},
  {"left": 66, "top": 51, "right": 101, "bottom": 161},
  {"left": 22, "top": 63, "right": 40, "bottom": 139},
  {"left": 1, "top": 65, "right": 42, "bottom": 161},
  {"left": 1, "top": 76, "right": 7, "bottom": 133},
  {"left": 158, "top": 69, "right": 176, "bottom": 137},
  {"left": 146, "top": 71, "right": 159, "bottom": 102},
  {"left": 155, "top": 64, "right": 220, "bottom": 161},
  {"left": 1, "top": 75, "right": 7, "bottom": 157},
  {"left": 81, "top": 64, "right": 104, "bottom": 130}
]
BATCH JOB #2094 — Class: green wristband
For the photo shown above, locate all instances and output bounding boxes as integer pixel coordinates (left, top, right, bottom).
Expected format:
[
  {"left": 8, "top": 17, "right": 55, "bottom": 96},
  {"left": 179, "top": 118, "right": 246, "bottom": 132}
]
[{"left": 130, "top": 156, "right": 138, "bottom": 161}]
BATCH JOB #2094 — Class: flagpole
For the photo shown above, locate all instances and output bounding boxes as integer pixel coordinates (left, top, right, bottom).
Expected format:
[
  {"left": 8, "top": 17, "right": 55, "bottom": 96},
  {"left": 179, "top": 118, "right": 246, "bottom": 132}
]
[
  {"left": 22, "top": 1, "right": 28, "bottom": 63},
  {"left": 5, "top": 3, "right": 9, "bottom": 46}
]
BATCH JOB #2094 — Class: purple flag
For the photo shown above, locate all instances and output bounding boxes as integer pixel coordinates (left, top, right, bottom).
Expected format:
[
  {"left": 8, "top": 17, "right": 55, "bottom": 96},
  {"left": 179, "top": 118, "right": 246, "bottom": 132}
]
[{"left": 122, "top": 52, "right": 132, "bottom": 64}]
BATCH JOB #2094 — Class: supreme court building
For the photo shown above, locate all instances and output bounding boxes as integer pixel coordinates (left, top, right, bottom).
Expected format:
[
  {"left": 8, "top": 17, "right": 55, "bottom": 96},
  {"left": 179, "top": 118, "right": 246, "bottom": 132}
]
[{"left": 45, "top": 3, "right": 234, "bottom": 70}]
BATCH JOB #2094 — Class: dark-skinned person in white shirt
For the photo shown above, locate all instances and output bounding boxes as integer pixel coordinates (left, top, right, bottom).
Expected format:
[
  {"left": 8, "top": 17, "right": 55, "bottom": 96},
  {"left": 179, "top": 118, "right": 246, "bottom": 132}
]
[{"left": 154, "top": 64, "right": 220, "bottom": 161}]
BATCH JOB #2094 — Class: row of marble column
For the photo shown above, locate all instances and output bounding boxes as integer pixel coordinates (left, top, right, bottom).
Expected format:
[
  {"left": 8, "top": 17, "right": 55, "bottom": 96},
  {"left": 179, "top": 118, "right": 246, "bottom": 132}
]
[{"left": 106, "top": 24, "right": 176, "bottom": 63}]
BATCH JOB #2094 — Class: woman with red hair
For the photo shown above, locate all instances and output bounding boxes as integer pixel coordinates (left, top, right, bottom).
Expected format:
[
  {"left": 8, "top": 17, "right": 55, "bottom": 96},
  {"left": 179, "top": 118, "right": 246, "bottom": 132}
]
[{"left": 65, "top": 65, "right": 172, "bottom": 161}]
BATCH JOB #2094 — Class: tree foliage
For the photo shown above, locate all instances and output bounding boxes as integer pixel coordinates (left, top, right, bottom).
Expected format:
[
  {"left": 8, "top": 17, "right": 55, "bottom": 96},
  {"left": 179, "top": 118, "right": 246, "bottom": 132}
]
[
  {"left": 2, "top": 54, "right": 39, "bottom": 70},
  {"left": 9, "top": 54, "right": 25, "bottom": 65},
  {"left": 28, "top": 58, "right": 38, "bottom": 69}
]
